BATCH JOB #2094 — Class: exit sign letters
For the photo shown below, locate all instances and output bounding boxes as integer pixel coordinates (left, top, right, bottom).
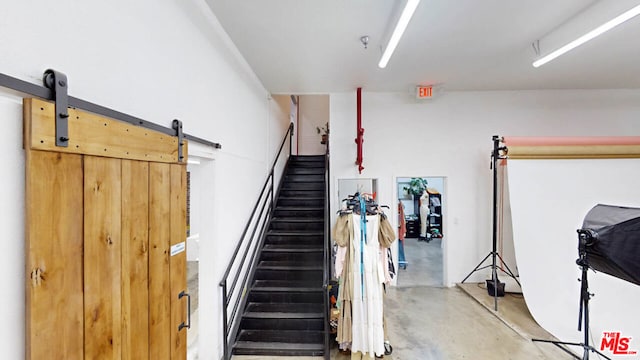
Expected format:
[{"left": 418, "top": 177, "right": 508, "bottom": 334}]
[{"left": 416, "top": 85, "right": 434, "bottom": 99}]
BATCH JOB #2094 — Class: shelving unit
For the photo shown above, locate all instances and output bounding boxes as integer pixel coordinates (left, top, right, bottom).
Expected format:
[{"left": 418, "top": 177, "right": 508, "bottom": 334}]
[
  {"left": 406, "top": 217, "right": 419, "bottom": 238},
  {"left": 427, "top": 192, "right": 443, "bottom": 238}
]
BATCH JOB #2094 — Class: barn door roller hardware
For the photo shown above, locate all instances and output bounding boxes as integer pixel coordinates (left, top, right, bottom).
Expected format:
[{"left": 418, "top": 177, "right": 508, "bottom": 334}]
[
  {"left": 0, "top": 69, "right": 222, "bottom": 150},
  {"left": 173, "top": 119, "right": 184, "bottom": 161},
  {"left": 43, "top": 69, "right": 69, "bottom": 147}
]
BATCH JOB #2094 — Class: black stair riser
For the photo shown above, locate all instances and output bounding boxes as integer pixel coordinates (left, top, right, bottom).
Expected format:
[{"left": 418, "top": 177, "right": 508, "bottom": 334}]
[
  {"left": 233, "top": 347, "right": 323, "bottom": 357},
  {"left": 246, "top": 302, "right": 322, "bottom": 313},
  {"left": 248, "top": 291, "right": 323, "bottom": 303},
  {"left": 270, "top": 222, "right": 323, "bottom": 231},
  {"left": 278, "top": 190, "right": 324, "bottom": 197},
  {"left": 284, "top": 175, "right": 325, "bottom": 182},
  {"left": 282, "top": 183, "right": 324, "bottom": 191},
  {"left": 253, "top": 280, "right": 322, "bottom": 288},
  {"left": 264, "top": 235, "right": 323, "bottom": 246},
  {"left": 258, "top": 261, "right": 322, "bottom": 268},
  {"left": 291, "top": 155, "right": 325, "bottom": 160},
  {"left": 286, "top": 168, "right": 325, "bottom": 175},
  {"left": 263, "top": 244, "right": 323, "bottom": 250},
  {"left": 260, "top": 252, "right": 323, "bottom": 263},
  {"left": 289, "top": 159, "right": 325, "bottom": 165},
  {"left": 274, "top": 209, "right": 323, "bottom": 218},
  {"left": 240, "top": 318, "right": 324, "bottom": 331},
  {"left": 287, "top": 165, "right": 325, "bottom": 170},
  {"left": 237, "top": 329, "right": 324, "bottom": 344},
  {"left": 254, "top": 269, "right": 322, "bottom": 281},
  {"left": 291, "top": 155, "right": 324, "bottom": 159},
  {"left": 277, "top": 198, "right": 324, "bottom": 207}
]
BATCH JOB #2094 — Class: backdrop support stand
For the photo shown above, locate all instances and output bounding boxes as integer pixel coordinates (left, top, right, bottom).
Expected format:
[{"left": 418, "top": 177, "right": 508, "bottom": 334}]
[
  {"left": 532, "top": 231, "right": 612, "bottom": 360},
  {"left": 461, "top": 135, "right": 520, "bottom": 311}
]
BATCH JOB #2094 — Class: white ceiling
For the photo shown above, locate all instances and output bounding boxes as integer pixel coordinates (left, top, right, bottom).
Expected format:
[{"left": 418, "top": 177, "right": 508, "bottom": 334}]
[{"left": 206, "top": 0, "right": 640, "bottom": 94}]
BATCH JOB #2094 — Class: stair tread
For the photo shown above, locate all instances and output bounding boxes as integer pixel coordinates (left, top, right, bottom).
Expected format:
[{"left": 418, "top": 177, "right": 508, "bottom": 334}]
[
  {"left": 267, "top": 230, "right": 324, "bottom": 236},
  {"left": 246, "top": 302, "right": 322, "bottom": 310},
  {"left": 262, "top": 245, "right": 323, "bottom": 252},
  {"left": 271, "top": 217, "right": 323, "bottom": 222},
  {"left": 234, "top": 340, "right": 324, "bottom": 351},
  {"left": 251, "top": 286, "right": 323, "bottom": 292},
  {"left": 275, "top": 206, "right": 324, "bottom": 210},
  {"left": 278, "top": 196, "right": 324, "bottom": 200},
  {"left": 286, "top": 170, "right": 324, "bottom": 174},
  {"left": 244, "top": 311, "right": 323, "bottom": 319},
  {"left": 253, "top": 280, "right": 322, "bottom": 288},
  {"left": 258, "top": 264, "right": 323, "bottom": 270},
  {"left": 279, "top": 190, "right": 324, "bottom": 193}
]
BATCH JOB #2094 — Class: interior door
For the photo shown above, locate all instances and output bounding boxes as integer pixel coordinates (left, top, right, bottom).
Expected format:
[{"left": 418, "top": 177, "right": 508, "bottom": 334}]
[{"left": 24, "top": 98, "right": 188, "bottom": 360}]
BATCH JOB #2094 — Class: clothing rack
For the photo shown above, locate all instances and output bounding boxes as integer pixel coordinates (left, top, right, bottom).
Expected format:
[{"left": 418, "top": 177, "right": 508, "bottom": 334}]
[{"left": 338, "top": 192, "right": 388, "bottom": 218}]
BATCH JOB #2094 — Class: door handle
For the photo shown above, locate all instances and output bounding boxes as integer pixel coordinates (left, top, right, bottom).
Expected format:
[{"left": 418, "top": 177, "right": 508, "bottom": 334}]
[{"left": 178, "top": 291, "right": 191, "bottom": 331}]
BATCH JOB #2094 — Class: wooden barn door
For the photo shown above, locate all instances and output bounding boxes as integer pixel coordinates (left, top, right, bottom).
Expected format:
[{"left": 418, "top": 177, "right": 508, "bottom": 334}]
[{"left": 24, "top": 98, "right": 188, "bottom": 360}]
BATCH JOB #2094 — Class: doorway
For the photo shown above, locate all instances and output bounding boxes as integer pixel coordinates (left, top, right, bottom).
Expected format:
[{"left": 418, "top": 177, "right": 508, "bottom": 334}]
[
  {"left": 396, "top": 177, "right": 445, "bottom": 287},
  {"left": 184, "top": 149, "right": 215, "bottom": 360}
]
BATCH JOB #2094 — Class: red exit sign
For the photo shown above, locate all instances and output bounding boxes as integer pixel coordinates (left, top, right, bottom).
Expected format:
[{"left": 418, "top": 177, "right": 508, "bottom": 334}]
[{"left": 416, "top": 85, "right": 434, "bottom": 99}]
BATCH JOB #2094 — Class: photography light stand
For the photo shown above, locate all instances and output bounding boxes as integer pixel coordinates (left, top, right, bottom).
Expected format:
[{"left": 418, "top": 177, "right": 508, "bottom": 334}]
[
  {"left": 462, "top": 135, "right": 520, "bottom": 311},
  {"left": 532, "top": 230, "right": 612, "bottom": 360}
]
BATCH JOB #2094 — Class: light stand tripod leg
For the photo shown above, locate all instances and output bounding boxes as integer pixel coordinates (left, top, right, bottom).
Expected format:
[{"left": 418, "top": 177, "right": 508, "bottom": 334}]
[
  {"left": 532, "top": 339, "right": 582, "bottom": 360},
  {"left": 495, "top": 252, "right": 521, "bottom": 287},
  {"left": 461, "top": 252, "right": 493, "bottom": 283}
]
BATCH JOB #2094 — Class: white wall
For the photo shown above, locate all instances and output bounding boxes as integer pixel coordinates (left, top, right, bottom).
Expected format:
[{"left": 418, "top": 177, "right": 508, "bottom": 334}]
[
  {"left": 298, "top": 95, "right": 329, "bottom": 155},
  {"left": 329, "top": 90, "right": 640, "bottom": 287},
  {"left": 0, "top": 1, "right": 290, "bottom": 359},
  {"left": 270, "top": 95, "right": 294, "bottom": 189}
]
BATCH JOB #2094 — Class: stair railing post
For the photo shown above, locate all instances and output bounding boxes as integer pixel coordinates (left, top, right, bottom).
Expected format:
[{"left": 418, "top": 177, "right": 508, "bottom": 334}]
[
  {"left": 323, "top": 152, "right": 331, "bottom": 360},
  {"left": 289, "top": 122, "right": 294, "bottom": 156},
  {"left": 221, "top": 280, "right": 229, "bottom": 360},
  {"left": 270, "top": 169, "right": 275, "bottom": 212}
]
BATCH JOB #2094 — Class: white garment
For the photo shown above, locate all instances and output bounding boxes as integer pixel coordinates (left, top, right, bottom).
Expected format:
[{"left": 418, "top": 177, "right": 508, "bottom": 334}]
[
  {"left": 350, "top": 214, "right": 385, "bottom": 357},
  {"left": 419, "top": 192, "right": 430, "bottom": 237}
]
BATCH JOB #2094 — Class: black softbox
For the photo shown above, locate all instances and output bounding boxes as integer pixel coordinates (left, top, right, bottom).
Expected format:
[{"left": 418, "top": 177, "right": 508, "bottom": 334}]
[{"left": 581, "top": 204, "right": 640, "bottom": 286}]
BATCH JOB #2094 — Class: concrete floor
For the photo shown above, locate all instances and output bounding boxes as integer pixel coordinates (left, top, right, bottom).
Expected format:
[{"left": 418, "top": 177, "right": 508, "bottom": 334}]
[
  {"left": 234, "top": 286, "right": 572, "bottom": 360},
  {"left": 232, "top": 235, "right": 574, "bottom": 360},
  {"left": 397, "top": 237, "right": 443, "bottom": 288},
  {"left": 187, "top": 261, "right": 199, "bottom": 359}
]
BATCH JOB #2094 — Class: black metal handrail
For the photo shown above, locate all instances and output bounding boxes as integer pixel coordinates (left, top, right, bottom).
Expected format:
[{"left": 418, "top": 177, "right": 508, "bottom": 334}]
[
  {"left": 323, "top": 145, "right": 331, "bottom": 359},
  {"left": 219, "top": 123, "right": 294, "bottom": 360}
]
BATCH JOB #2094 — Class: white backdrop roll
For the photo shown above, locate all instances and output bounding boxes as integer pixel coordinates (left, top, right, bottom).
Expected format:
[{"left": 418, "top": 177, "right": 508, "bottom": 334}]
[{"left": 508, "top": 158, "right": 640, "bottom": 359}]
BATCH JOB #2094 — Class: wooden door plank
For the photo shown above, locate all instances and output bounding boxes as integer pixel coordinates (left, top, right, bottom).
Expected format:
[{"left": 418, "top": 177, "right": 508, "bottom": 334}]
[
  {"left": 24, "top": 98, "right": 187, "bottom": 163},
  {"left": 149, "top": 163, "right": 172, "bottom": 360},
  {"left": 121, "top": 160, "right": 150, "bottom": 360},
  {"left": 84, "top": 156, "right": 122, "bottom": 359},
  {"left": 170, "top": 164, "right": 188, "bottom": 359},
  {"left": 25, "top": 151, "right": 84, "bottom": 360}
]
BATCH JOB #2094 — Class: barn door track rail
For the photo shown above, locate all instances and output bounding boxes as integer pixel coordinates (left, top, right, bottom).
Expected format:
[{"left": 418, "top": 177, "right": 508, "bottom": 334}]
[{"left": 1, "top": 69, "right": 221, "bottom": 150}]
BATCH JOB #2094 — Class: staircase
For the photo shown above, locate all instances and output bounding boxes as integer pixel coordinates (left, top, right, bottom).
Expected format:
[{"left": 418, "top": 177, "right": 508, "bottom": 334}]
[{"left": 233, "top": 155, "right": 327, "bottom": 356}]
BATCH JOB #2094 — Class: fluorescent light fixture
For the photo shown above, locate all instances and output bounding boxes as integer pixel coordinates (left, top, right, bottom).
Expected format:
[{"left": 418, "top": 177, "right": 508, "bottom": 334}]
[
  {"left": 378, "top": 0, "right": 421, "bottom": 69},
  {"left": 533, "top": 4, "right": 640, "bottom": 68}
]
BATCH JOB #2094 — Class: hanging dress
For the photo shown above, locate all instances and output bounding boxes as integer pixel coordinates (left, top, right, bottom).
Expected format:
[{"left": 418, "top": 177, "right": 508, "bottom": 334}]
[
  {"left": 350, "top": 213, "right": 385, "bottom": 357},
  {"left": 333, "top": 212, "right": 396, "bottom": 358}
]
